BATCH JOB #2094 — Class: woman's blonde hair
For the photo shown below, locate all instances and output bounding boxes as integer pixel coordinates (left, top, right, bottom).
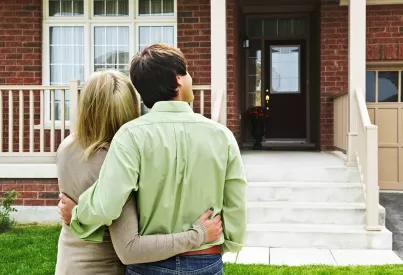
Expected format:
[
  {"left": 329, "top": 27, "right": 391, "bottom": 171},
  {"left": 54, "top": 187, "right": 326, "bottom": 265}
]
[{"left": 75, "top": 70, "right": 140, "bottom": 159}]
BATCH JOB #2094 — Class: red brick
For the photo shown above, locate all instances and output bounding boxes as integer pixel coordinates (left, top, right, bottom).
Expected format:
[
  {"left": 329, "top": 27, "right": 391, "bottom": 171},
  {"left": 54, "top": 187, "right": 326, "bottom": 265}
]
[
  {"left": 45, "top": 199, "right": 59, "bottom": 206},
  {"left": 23, "top": 199, "right": 45, "bottom": 206},
  {"left": 23, "top": 184, "right": 44, "bottom": 191},
  {"left": 45, "top": 184, "right": 59, "bottom": 192},
  {"left": 19, "top": 191, "right": 37, "bottom": 199},
  {"left": 2, "top": 184, "right": 24, "bottom": 191}
]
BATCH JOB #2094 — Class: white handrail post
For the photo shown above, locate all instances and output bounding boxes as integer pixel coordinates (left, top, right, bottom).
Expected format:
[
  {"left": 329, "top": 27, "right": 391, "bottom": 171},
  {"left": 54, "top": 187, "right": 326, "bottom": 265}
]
[
  {"left": 365, "top": 125, "right": 381, "bottom": 231},
  {"left": 69, "top": 80, "right": 80, "bottom": 133},
  {"left": 346, "top": 0, "right": 366, "bottom": 166},
  {"left": 211, "top": 0, "right": 227, "bottom": 126}
]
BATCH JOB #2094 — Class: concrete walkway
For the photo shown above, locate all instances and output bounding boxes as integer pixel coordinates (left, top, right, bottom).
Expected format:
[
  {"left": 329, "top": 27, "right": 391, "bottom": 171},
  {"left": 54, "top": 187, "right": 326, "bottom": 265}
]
[{"left": 223, "top": 247, "right": 403, "bottom": 266}]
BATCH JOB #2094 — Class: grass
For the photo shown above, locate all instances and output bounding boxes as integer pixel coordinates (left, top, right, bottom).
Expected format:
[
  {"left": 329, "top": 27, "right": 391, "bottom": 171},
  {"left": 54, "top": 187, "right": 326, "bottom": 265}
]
[{"left": 0, "top": 225, "right": 402, "bottom": 275}]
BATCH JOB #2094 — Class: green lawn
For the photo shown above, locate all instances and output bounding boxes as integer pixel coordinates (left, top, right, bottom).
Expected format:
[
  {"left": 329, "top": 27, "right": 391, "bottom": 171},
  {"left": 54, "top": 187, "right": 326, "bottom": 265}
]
[{"left": 0, "top": 225, "right": 402, "bottom": 275}]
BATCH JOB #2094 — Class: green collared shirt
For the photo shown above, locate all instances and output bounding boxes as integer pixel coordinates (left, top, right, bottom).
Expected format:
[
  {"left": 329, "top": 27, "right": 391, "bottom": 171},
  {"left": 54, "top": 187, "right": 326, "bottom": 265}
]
[{"left": 70, "top": 101, "right": 247, "bottom": 253}]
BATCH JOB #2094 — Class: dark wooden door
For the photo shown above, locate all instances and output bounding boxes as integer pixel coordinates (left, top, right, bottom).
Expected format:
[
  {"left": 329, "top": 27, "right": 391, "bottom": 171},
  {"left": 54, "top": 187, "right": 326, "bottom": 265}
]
[{"left": 264, "top": 40, "right": 306, "bottom": 139}]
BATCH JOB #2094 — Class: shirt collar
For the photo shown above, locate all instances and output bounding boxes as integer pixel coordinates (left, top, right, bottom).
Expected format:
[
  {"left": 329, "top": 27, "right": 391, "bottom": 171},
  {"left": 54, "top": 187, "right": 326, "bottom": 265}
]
[{"left": 150, "top": 101, "right": 194, "bottom": 113}]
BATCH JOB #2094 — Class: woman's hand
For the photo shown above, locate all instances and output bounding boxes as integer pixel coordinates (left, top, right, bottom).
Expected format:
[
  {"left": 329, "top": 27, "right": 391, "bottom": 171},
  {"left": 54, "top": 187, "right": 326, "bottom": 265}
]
[
  {"left": 58, "top": 193, "right": 77, "bottom": 225},
  {"left": 197, "top": 208, "right": 223, "bottom": 243}
]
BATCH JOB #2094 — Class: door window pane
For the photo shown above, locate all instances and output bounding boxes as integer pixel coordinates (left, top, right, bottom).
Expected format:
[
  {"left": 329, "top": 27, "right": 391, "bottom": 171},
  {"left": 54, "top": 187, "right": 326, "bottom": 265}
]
[
  {"left": 247, "top": 40, "right": 262, "bottom": 108},
  {"left": 378, "top": 71, "right": 398, "bottom": 102},
  {"left": 366, "top": 71, "right": 376, "bottom": 102},
  {"left": 138, "top": 26, "right": 174, "bottom": 52},
  {"left": 49, "top": 0, "right": 83, "bottom": 16},
  {"left": 94, "top": 26, "right": 130, "bottom": 75},
  {"left": 50, "top": 27, "right": 84, "bottom": 120},
  {"left": 138, "top": 0, "right": 174, "bottom": 16},
  {"left": 271, "top": 46, "right": 300, "bottom": 93},
  {"left": 94, "top": 0, "right": 129, "bottom": 16}
]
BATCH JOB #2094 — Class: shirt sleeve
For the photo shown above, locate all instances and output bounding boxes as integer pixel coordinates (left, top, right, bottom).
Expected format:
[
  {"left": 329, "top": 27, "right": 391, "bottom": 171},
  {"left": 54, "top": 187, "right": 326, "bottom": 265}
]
[
  {"left": 69, "top": 130, "right": 140, "bottom": 242},
  {"left": 109, "top": 194, "right": 205, "bottom": 265},
  {"left": 222, "top": 134, "right": 247, "bottom": 253}
]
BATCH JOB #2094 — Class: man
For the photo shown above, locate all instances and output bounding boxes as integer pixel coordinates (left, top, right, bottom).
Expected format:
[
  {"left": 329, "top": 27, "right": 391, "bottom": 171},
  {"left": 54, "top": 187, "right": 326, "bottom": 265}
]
[{"left": 60, "top": 44, "right": 247, "bottom": 274}]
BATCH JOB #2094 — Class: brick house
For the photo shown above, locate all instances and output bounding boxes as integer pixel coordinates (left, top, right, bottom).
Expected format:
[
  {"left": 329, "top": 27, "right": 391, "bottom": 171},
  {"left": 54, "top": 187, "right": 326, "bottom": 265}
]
[{"left": 1, "top": 0, "right": 403, "bottom": 249}]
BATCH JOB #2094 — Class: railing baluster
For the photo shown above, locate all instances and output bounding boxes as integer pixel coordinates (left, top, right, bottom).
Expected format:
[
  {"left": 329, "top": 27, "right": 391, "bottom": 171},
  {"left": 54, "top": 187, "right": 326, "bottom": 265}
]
[
  {"left": 61, "top": 89, "right": 65, "bottom": 141},
  {"left": 40, "top": 89, "right": 44, "bottom": 152},
  {"left": 19, "top": 90, "right": 24, "bottom": 152},
  {"left": 29, "top": 90, "right": 34, "bottom": 152},
  {"left": 0, "top": 90, "right": 2, "bottom": 152},
  {"left": 200, "top": 90, "right": 204, "bottom": 116},
  {"left": 50, "top": 89, "right": 55, "bottom": 152},
  {"left": 8, "top": 90, "right": 13, "bottom": 152}
]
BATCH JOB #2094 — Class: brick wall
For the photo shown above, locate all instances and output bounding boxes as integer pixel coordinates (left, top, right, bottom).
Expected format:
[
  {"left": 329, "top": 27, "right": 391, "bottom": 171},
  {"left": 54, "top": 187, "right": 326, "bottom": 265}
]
[
  {"left": 0, "top": 179, "right": 59, "bottom": 206},
  {"left": 226, "top": 0, "right": 241, "bottom": 140},
  {"left": 177, "top": 0, "right": 241, "bottom": 141},
  {"left": 320, "top": 3, "right": 403, "bottom": 150},
  {"left": 0, "top": 0, "right": 42, "bottom": 152}
]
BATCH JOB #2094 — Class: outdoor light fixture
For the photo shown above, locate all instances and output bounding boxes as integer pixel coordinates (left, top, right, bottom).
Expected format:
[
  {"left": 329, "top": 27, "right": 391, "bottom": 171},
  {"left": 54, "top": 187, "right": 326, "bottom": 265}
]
[{"left": 242, "top": 35, "right": 250, "bottom": 49}]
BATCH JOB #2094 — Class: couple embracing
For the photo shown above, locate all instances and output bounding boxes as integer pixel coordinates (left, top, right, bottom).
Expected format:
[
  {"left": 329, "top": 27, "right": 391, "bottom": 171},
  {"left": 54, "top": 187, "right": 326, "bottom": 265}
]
[{"left": 55, "top": 43, "right": 247, "bottom": 275}]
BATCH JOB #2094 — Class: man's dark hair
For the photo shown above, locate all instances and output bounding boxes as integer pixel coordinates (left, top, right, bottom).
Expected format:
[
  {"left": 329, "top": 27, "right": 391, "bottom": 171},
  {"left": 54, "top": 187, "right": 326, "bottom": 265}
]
[{"left": 130, "top": 43, "right": 188, "bottom": 108}]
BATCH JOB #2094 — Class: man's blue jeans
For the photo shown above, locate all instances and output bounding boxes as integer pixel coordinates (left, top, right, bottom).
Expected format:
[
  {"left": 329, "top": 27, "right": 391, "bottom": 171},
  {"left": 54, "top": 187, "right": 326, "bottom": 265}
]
[{"left": 126, "top": 254, "right": 223, "bottom": 275}]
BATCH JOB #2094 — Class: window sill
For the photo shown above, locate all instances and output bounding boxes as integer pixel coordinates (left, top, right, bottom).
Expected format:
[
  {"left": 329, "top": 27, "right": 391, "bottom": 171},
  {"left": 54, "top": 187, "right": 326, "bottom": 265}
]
[{"left": 34, "top": 122, "right": 71, "bottom": 130}]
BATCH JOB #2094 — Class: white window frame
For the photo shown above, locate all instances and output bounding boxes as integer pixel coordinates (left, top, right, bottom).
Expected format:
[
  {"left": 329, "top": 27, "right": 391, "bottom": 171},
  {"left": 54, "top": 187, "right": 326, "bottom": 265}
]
[{"left": 41, "top": 0, "right": 177, "bottom": 126}]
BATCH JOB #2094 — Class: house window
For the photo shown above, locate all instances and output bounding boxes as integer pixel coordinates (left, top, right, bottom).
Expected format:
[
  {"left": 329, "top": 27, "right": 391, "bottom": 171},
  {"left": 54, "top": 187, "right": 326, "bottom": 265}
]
[
  {"left": 43, "top": 0, "right": 177, "bottom": 121},
  {"left": 366, "top": 70, "right": 402, "bottom": 103}
]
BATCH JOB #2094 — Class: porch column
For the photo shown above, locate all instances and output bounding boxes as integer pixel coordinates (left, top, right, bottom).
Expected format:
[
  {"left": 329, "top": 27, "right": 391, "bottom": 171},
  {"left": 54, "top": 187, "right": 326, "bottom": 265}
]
[
  {"left": 210, "top": 0, "right": 227, "bottom": 125},
  {"left": 346, "top": 0, "right": 366, "bottom": 166}
]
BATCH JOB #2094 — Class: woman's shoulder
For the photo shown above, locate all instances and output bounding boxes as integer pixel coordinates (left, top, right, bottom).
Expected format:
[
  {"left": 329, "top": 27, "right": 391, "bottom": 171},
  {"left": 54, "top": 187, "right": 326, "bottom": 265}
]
[{"left": 57, "top": 134, "right": 76, "bottom": 153}]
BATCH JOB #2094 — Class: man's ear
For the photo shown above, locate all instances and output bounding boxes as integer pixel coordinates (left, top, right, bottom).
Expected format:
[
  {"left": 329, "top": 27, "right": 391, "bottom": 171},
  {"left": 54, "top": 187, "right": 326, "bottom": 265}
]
[{"left": 176, "top": 75, "right": 183, "bottom": 88}]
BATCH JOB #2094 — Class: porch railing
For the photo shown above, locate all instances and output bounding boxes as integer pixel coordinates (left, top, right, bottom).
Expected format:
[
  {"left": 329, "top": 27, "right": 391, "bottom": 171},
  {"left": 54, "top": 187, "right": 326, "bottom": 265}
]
[
  {"left": 333, "top": 91, "right": 349, "bottom": 152},
  {"left": 353, "top": 88, "right": 381, "bottom": 231},
  {"left": 0, "top": 83, "right": 211, "bottom": 163}
]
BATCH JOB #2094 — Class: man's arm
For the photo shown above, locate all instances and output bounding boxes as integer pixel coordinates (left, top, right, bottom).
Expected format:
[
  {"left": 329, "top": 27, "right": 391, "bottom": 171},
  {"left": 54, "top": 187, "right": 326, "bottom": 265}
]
[
  {"left": 69, "top": 130, "right": 140, "bottom": 242},
  {"left": 221, "top": 133, "right": 247, "bottom": 253}
]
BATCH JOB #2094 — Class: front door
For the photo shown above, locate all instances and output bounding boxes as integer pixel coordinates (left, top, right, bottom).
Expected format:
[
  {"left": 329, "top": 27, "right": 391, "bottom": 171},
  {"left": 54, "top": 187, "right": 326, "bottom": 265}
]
[{"left": 264, "top": 40, "right": 306, "bottom": 139}]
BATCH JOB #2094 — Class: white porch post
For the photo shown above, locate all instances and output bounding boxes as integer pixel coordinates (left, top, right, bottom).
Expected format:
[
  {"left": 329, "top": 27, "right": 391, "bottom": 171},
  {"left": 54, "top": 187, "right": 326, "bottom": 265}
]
[
  {"left": 346, "top": 0, "right": 366, "bottom": 166},
  {"left": 210, "top": 0, "right": 227, "bottom": 125}
]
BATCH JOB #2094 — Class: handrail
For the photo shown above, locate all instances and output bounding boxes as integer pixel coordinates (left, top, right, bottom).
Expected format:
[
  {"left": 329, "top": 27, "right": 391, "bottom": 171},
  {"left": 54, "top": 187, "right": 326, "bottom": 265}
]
[
  {"left": 354, "top": 87, "right": 381, "bottom": 231},
  {"left": 355, "top": 88, "right": 371, "bottom": 126}
]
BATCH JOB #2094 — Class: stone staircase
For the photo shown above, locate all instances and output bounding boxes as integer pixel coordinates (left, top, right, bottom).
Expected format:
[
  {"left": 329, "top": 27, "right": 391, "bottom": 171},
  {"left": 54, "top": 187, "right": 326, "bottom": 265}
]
[{"left": 242, "top": 151, "right": 392, "bottom": 249}]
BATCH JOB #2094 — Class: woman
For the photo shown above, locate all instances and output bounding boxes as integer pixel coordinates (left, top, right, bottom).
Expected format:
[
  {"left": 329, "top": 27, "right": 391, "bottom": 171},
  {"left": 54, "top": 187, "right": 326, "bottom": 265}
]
[{"left": 55, "top": 70, "right": 222, "bottom": 275}]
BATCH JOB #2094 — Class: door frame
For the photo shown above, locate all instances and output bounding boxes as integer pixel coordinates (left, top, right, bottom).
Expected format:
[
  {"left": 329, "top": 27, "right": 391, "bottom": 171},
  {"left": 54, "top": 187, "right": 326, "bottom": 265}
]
[{"left": 244, "top": 13, "right": 311, "bottom": 143}]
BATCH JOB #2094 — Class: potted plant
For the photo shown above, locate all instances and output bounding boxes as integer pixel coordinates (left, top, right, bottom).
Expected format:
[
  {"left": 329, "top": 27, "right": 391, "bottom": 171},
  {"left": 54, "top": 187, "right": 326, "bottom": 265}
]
[{"left": 246, "top": 106, "right": 269, "bottom": 149}]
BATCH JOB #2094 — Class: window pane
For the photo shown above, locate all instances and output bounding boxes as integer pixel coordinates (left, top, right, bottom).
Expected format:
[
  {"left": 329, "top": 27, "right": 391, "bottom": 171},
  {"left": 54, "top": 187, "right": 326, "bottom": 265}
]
[
  {"left": 151, "top": 0, "right": 161, "bottom": 14},
  {"left": 94, "top": 0, "right": 128, "bottom": 16},
  {"left": 49, "top": 0, "right": 83, "bottom": 16},
  {"left": 378, "top": 71, "right": 398, "bottom": 102},
  {"left": 94, "top": 26, "right": 130, "bottom": 74},
  {"left": 278, "top": 19, "right": 293, "bottom": 37},
  {"left": 366, "top": 71, "right": 376, "bottom": 102},
  {"left": 271, "top": 46, "right": 300, "bottom": 93},
  {"left": 139, "top": 0, "right": 174, "bottom": 16},
  {"left": 293, "top": 19, "right": 307, "bottom": 36},
  {"left": 138, "top": 26, "right": 174, "bottom": 52},
  {"left": 264, "top": 19, "right": 277, "bottom": 37},
  {"left": 50, "top": 26, "right": 84, "bottom": 120},
  {"left": 248, "top": 19, "right": 262, "bottom": 37}
]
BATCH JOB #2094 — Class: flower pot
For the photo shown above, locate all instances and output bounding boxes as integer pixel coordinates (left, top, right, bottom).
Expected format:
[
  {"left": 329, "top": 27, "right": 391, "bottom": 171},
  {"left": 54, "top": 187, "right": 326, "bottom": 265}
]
[{"left": 250, "top": 117, "right": 265, "bottom": 150}]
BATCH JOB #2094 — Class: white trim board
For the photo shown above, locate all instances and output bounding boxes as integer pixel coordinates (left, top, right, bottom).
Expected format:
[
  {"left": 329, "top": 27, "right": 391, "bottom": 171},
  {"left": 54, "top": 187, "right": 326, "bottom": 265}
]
[
  {"left": 0, "top": 164, "right": 57, "bottom": 178},
  {"left": 340, "top": 0, "right": 403, "bottom": 5}
]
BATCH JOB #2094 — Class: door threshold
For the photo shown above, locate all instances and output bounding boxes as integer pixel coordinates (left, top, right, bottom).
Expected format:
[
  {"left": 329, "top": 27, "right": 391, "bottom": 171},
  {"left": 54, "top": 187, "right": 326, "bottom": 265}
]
[{"left": 242, "top": 140, "right": 316, "bottom": 150}]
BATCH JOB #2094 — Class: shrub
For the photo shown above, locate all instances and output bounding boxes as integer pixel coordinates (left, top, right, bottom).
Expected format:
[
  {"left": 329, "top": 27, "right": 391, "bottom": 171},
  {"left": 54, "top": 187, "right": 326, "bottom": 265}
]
[{"left": 0, "top": 190, "right": 20, "bottom": 233}]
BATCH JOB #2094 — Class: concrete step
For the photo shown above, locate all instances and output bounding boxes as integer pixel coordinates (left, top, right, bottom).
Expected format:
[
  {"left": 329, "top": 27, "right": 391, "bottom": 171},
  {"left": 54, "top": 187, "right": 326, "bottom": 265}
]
[
  {"left": 245, "top": 165, "right": 360, "bottom": 183},
  {"left": 248, "top": 182, "right": 364, "bottom": 203},
  {"left": 247, "top": 202, "right": 385, "bottom": 226},
  {"left": 245, "top": 223, "right": 392, "bottom": 249}
]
